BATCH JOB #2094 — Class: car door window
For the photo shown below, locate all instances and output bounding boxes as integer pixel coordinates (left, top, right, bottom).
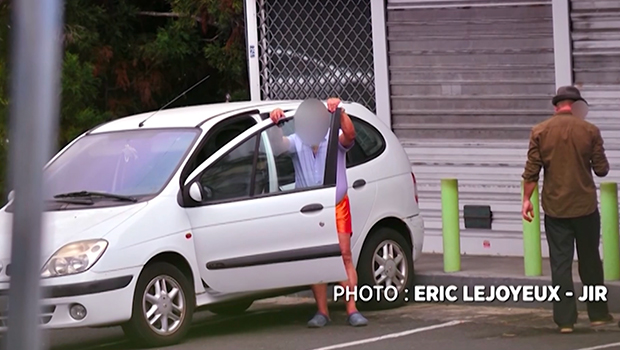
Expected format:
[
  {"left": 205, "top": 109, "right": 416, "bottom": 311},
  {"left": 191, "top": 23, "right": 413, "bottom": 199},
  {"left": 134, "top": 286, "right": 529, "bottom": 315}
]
[
  {"left": 194, "top": 118, "right": 336, "bottom": 203},
  {"left": 346, "top": 117, "right": 386, "bottom": 168},
  {"left": 262, "top": 121, "right": 331, "bottom": 194},
  {"left": 199, "top": 135, "right": 258, "bottom": 202},
  {"left": 273, "top": 120, "right": 296, "bottom": 191},
  {"left": 264, "top": 120, "right": 328, "bottom": 193},
  {"left": 181, "top": 115, "right": 256, "bottom": 183},
  {"left": 254, "top": 135, "right": 270, "bottom": 195}
]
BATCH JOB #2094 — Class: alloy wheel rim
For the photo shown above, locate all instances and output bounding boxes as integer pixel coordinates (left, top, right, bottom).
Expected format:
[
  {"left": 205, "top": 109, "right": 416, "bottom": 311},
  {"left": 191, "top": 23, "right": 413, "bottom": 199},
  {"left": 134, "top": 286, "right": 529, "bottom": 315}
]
[
  {"left": 142, "top": 275, "right": 185, "bottom": 335},
  {"left": 372, "top": 240, "right": 407, "bottom": 297}
]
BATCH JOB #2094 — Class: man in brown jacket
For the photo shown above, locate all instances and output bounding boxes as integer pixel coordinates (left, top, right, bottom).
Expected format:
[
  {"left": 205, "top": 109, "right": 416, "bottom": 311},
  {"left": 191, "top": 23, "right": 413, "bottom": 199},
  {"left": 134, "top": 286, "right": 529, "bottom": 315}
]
[{"left": 522, "top": 86, "right": 613, "bottom": 333}]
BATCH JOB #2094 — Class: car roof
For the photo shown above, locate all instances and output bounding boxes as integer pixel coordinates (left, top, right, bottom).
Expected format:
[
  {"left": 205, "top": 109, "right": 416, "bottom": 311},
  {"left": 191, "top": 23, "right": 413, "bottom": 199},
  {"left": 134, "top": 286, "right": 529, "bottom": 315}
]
[{"left": 89, "top": 100, "right": 363, "bottom": 134}]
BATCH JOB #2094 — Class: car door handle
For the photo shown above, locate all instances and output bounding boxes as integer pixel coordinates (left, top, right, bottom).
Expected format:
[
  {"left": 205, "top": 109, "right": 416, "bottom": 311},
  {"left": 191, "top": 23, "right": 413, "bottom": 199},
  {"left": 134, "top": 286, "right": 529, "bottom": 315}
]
[
  {"left": 352, "top": 179, "right": 366, "bottom": 189},
  {"left": 301, "top": 203, "right": 323, "bottom": 213}
]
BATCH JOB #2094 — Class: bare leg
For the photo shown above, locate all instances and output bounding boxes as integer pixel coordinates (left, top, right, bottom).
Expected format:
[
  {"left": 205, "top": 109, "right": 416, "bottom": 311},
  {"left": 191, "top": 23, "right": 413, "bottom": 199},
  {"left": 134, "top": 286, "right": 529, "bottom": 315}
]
[
  {"left": 311, "top": 283, "right": 330, "bottom": 317},
  {"left": 307, "top": 283, "right": 330, "bottom": 327},
  {"left": 337, "top": 232, "right": 367, "bottom": 326},
  {"left": 338, "top": 232, "right": 358, "bottom": 314}
]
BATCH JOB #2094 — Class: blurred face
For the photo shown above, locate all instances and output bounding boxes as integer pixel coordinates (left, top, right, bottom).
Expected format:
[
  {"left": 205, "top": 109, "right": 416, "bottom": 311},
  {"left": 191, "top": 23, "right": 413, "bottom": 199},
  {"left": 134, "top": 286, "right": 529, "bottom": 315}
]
[
  {"left": 295, "top": 99, "right": 331, "bottom": 147},
  {"left": 571, "top": 101, "right": 588, "bottom": 119}
]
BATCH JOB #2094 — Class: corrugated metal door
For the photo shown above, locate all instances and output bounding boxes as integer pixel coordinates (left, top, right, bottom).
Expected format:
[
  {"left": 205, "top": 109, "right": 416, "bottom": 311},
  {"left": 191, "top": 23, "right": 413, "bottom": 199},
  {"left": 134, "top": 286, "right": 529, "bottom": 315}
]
[
  {"left": 568, "top": 1, "right": 620, "bottom": 258},
  {"left": 386, "top": 0, "right": 556, "bottom": 140},
  {"left": 571, "top": 0, "right": 620, "bottom": 149},
  {"left": 386, "top": 0, "right": 557, "bottom": 256}
]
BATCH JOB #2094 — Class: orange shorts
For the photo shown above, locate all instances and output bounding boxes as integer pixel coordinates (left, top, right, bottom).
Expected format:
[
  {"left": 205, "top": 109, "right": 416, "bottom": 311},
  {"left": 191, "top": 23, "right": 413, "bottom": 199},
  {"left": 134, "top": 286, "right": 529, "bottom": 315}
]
[{"left": 335, "top": 194, "right": 352, "bottom": 235}]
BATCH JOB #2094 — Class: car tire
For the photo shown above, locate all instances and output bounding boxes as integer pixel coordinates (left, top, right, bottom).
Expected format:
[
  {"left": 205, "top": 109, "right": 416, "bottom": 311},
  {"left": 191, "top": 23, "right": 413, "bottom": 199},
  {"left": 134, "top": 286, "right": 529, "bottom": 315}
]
[
  {"left": 208, "top": 299, "right": 254, "bottom": 316},
  {"left": 356, "top": 226, "right": 414, "bottom": 311},
  {"left": 122, "top": 262, "right": 195, "bottom": 348}
]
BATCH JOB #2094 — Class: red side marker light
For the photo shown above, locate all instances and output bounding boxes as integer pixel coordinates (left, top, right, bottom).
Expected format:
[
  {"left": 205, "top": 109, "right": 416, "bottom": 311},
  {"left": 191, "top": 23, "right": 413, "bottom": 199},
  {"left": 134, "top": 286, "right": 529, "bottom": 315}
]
[{"left": 186, "top": 233, "right": 192, "bottom": 239}]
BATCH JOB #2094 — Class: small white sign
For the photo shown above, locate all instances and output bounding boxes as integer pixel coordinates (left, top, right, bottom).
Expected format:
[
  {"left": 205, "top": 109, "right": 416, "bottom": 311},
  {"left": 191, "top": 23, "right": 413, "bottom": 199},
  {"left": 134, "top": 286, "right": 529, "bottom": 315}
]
[{"left": 249, "top": 45, "right": 256, "bottom": 58}]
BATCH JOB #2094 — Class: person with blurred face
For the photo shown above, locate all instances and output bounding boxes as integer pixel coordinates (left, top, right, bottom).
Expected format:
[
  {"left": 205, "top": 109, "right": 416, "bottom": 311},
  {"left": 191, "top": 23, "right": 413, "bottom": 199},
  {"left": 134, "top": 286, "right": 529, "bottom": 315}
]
[
  {"left": 268, "top": 97, "right": 368, "bottom": 328},
  {"left": 521, "top": 86, "right": 613, "bottom": 333}
]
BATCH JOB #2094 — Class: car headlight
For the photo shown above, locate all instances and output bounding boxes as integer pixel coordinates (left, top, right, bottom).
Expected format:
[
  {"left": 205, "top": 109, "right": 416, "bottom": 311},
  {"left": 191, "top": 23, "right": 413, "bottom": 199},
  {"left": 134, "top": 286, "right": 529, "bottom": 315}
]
[{"left": 41, "top": 240, "right": 108, "bottom": 278}]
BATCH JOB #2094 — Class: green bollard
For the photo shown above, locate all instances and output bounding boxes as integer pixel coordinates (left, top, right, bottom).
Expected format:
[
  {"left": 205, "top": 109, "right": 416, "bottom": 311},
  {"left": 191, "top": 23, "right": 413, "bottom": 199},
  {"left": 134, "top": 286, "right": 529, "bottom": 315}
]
[
  {"left": 600, "top": 182, "right": 620, "bottom": 281},
  {"left": 522, "top": 180, "right": 542, "bottom": 276},
  {"left": 441, "top": 178, "right": 460, "bottom": 272}
]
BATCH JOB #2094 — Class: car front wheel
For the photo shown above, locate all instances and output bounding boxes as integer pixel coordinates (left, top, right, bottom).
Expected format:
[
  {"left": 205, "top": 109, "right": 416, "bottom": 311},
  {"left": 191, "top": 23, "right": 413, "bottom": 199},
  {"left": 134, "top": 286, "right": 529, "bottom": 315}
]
[
  {"left": 356, "top": 226, "right": 414, "bottom": 310},
  {"left": 122, "top": 262, "right": 195, "bottom": 348}
]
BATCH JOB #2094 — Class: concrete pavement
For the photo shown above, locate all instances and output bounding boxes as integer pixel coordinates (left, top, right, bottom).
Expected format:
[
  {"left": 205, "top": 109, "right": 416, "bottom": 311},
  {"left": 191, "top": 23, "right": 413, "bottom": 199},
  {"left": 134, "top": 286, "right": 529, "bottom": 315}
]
[{"left": 11, "top": 296, "right": 620, "bottom": 350}]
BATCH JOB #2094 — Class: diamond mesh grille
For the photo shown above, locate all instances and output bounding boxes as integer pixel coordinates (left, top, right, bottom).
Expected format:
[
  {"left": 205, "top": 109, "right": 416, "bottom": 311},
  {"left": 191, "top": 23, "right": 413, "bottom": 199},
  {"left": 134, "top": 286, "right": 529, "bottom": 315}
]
[{"left": 256, "top": 0, "right": 375, "bottom": 111}]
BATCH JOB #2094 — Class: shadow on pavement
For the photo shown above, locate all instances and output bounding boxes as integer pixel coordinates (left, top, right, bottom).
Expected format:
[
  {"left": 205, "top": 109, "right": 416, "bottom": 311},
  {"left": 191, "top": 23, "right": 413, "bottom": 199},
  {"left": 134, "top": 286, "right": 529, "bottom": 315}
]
[{"left": 45, "top": 301, "right": 333, "bottom": 350}]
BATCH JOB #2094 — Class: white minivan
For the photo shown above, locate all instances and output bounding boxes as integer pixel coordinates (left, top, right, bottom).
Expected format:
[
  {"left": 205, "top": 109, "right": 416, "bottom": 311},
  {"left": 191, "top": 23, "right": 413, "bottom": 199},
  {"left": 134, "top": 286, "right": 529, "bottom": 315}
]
[{"left": 0, "top": 100, "right": 424, "bottom": 347}]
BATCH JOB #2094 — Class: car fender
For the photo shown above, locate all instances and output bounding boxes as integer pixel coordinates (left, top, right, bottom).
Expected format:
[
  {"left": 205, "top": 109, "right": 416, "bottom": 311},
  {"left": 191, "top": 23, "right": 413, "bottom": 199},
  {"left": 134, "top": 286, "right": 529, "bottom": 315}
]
[
  {"left": 351, "top": 209, "right": 416, "bottom": 268},
  {"left": 92, "top": 197, "right": 204, "bottom": 294}
]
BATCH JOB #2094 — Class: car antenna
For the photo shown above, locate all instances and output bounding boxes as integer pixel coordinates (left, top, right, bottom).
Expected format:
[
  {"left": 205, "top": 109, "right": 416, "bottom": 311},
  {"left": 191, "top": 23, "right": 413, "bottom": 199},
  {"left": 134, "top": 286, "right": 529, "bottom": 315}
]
[{"left": 138, "top": 74, "right": 211, "bottom": 127}]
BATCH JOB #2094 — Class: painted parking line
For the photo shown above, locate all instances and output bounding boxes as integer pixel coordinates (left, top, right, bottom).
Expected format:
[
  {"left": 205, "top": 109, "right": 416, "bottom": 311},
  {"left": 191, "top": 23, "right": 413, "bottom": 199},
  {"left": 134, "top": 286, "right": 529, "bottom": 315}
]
[
  {"left": 308, "top": 320, "right": 467, "bottom": 350},
  {"left": 572, "top": 342, "right": 620, "bottom": 350}
]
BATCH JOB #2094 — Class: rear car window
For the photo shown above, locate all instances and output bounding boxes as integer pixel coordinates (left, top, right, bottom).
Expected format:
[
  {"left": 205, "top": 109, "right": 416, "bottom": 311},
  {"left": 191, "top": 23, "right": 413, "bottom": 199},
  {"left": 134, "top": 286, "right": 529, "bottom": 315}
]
[{"left": 346, "top": 117, "right": 386, "bottom": 168}]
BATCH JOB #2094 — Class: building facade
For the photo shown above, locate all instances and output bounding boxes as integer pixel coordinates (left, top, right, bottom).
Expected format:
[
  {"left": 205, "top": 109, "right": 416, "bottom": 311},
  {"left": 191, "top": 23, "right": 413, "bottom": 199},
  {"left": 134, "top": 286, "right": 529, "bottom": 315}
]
[{"left": 243, "top": 0, "right": 620, "bottom": 257}]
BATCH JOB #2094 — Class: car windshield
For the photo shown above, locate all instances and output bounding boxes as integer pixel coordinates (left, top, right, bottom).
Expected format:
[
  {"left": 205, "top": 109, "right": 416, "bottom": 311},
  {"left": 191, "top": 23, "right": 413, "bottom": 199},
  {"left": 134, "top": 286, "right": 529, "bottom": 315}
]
[{"left": 44, "top": 128, "right": 199, "bottom": 199}]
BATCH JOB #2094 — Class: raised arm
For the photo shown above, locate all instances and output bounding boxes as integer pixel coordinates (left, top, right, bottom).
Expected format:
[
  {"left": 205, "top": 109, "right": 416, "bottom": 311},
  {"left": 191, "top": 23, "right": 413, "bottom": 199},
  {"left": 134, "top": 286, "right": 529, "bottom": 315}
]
[
  {"left": 326, "top": 98, "right": 355, "bottom": 148},
  {"left": 339, "top": 109, "right": 356, "bottom": 148},
  {"left": 268, "top": 108, "right": 292, "bottom": 156}
]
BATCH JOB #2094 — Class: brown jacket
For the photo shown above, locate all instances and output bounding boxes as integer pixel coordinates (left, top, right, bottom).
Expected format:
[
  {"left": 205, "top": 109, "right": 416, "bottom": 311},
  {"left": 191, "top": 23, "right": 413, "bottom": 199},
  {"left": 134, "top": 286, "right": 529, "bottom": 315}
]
[{"left": 522, "top": 111, "right": 609, "bottom": 218}]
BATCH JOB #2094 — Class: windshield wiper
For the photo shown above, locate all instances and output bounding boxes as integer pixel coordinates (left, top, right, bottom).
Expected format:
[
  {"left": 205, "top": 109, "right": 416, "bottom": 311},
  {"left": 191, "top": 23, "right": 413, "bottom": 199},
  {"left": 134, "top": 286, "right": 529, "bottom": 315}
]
[
  {"left": 53, "top": 191, "right": 138, "bottom": 202},
  {"left": 47, "top": 198, "right": 94, "bottom": 205}
]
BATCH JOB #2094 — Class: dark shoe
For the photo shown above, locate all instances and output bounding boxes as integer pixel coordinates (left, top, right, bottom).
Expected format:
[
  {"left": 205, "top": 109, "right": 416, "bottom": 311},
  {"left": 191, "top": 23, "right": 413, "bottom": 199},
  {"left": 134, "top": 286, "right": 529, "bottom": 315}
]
[
  {"left": 307, "top": 312, "right": 329, "bottom": 328},
  {"left": 591, "top": 314, "right": 614, "bottom": 327},
  {"left": 347, "top": 312, "right": 368, "bottom": 327}
]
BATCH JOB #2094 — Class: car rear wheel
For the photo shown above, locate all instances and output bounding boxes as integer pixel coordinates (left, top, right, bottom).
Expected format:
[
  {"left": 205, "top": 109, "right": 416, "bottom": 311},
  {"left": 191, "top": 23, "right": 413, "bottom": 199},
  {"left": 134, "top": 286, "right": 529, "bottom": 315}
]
[
  {"left": 209, "top": 299, "right": 254, "bottom": 316},
  {"left": 356, "top": 226, "right": 414, "bottom": 310},
  {"left": 122, "top": 262, "right": 195, "bottom": 348}
]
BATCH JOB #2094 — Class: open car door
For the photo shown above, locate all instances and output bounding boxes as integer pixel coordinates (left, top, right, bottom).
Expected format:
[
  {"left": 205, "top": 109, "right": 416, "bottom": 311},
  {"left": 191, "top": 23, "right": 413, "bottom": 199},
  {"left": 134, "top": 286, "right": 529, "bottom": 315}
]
[{"left": 181, "top": 108, "right": 348, "bottom": 293}]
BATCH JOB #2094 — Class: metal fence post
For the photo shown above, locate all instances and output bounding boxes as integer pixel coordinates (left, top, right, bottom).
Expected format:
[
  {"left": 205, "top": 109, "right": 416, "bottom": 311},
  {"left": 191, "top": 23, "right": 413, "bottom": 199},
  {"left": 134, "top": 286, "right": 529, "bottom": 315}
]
[
  {"left": 522, "top": 180, "right": 542, "bottom": 276},
  {"left": 600, "top": 182, "right": 620, "bottom": 281},
  {"left": 4, "top": 0, "right": 63, "bottom": 349},
  {"left": 441, "top": 178, "right": 460, "bottom": 272}
]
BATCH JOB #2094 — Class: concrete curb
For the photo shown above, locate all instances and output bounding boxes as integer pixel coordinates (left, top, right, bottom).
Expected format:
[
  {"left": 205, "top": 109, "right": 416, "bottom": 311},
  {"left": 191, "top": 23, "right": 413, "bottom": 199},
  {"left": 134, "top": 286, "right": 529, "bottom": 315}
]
[{"left": 284, "top": 275, "right": 620, "bottom": 313}]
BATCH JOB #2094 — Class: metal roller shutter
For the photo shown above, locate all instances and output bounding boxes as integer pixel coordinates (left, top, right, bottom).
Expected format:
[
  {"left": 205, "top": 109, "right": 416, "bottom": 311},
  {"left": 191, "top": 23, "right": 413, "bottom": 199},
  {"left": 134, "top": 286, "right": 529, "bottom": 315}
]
[
  {"left": 386, "top": 0, "right": 557, "bottom": 256},
  {"left": 566, "top": 0, "right": 620, "bottom": 258},
  {"left": 386, "top": 0, "right": 556, "bottom": 140},
  {"left": 570, "top": 0, "right": 620, "bottom": 149}
]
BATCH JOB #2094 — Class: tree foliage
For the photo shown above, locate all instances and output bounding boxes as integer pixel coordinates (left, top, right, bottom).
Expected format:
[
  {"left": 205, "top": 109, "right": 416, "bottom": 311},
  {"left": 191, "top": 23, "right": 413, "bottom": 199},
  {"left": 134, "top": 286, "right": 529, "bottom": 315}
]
[{"left": 0, "top": 0, "right": 248, "bottom": 197}]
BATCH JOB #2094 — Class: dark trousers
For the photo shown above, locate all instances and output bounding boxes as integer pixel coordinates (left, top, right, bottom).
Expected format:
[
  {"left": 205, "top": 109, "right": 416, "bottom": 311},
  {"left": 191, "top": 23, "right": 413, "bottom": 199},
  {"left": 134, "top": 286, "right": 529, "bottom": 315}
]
[{"left": 544, "top": 209, "right": 609, "bottom": 326}]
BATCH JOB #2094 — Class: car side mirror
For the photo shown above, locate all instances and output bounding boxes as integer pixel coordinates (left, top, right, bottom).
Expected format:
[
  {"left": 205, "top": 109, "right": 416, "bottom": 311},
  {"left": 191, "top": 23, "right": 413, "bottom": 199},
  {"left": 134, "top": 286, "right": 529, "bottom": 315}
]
[
  {"left": 188, "top": 182, "right": 203, "bottom": 202},
  {"left": 7, "top": 190, "right": 14, "bottom": 202}
]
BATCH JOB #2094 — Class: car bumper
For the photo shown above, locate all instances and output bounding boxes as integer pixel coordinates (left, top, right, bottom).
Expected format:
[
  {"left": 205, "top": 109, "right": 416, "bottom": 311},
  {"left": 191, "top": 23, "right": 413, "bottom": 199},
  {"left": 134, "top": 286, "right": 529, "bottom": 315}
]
[
  {"left": 404, "top": 214, "right": 424, "bottom": 262},
  {"left": 0, "top": 266, "right": 140, "bottom": 331}
]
